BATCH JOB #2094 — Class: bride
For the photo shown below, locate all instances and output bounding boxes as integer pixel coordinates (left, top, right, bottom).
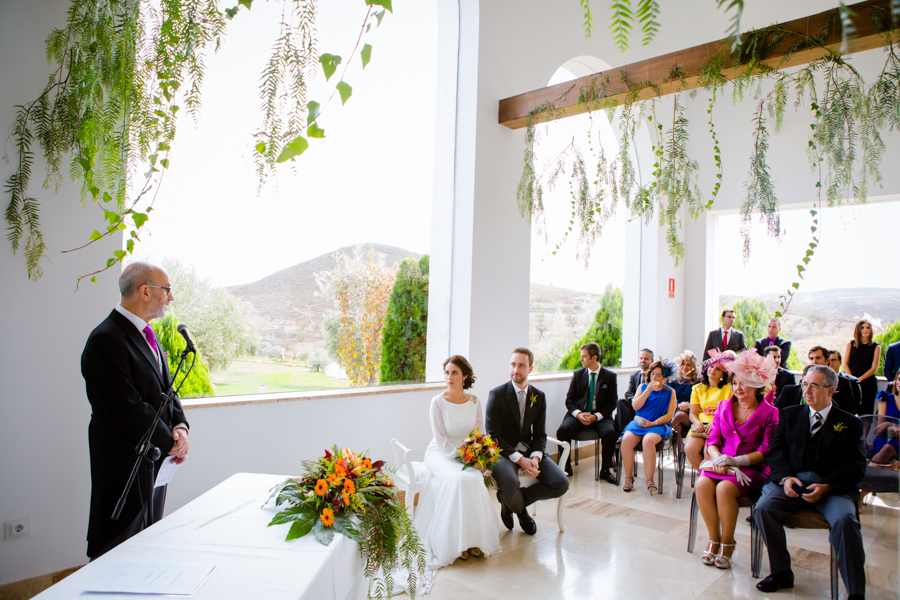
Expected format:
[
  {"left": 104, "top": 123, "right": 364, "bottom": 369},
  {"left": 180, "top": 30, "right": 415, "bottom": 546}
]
[{"left": 414, "top": 355, "right": 502, "bottom": 568}]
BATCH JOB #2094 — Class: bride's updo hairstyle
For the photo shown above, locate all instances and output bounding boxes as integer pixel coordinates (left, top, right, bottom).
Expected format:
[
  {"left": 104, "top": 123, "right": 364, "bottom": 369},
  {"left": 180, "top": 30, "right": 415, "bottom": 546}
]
[{"left": 443, "top": 355, "right": 477, "bottom": 389}]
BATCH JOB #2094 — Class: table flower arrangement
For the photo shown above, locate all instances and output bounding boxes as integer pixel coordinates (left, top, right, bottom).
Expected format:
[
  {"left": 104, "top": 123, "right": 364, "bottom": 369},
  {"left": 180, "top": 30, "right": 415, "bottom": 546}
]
[
  {"left": 267, "top": 446, "right": 425, "bottom": 599},
  {"left": 456, "top": 428, "right": 502, "bottom": 488}
]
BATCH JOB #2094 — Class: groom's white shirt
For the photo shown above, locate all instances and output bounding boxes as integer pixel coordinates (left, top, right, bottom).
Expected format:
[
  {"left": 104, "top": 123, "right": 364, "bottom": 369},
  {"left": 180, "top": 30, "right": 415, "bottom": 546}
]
[{"left": 508, "top": 379, "right": 543, "bottom": 463}]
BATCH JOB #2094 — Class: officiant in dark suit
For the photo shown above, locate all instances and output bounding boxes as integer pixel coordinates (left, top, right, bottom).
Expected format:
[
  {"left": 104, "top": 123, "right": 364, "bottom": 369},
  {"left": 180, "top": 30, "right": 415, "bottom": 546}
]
[
  {"left": 81, "top": 261, "right": 190, "bottom": 559},
  {"left": 556, "top": 343, "right": 618, "bottom": 482},
  {"left": 702, "top": 309, "right": 746, "bottom": 361},
  {"left": 754, "top": 365, "right": 866, "bottom": 599},
  {"left": 486, "top": 348, "right": 568, "bottom": 535}
]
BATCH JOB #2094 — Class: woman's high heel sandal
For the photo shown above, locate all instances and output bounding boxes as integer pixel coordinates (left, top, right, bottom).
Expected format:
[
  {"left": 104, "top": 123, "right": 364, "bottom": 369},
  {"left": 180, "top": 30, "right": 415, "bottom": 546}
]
[
  {"left": 714, "top": 542, "right": 735, "bottom": 569},
  {"left": 468, "top": 547, "right": 483, "bottom": 558},
  {"left": 701, "top": 540, "right": 721, "bottom": 566},
  {"left": 646, "top": 479, "right": 657, "bottom": 495},
  {"left": 459, "top": 550, "right": 469, "bottom": 560},
  {"left": 623, "top": 476, "right": 634, "bottom": 492}
]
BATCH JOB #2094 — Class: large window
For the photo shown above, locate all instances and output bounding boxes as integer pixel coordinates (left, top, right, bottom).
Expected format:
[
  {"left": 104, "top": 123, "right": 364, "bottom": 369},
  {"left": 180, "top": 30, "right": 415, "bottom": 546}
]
[{"left": 135, "top": 1, "right": 439, "bottom": 396}]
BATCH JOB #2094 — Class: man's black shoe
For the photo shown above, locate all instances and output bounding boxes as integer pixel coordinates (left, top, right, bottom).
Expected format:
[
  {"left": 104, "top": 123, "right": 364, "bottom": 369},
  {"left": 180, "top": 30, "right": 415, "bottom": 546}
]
[
  {"left": 517, "top": 509, "right": 537, "bottom": 535},
  {"left": 599, "top": 468, "right": 615, "bottom": 483},
  {"left": 564, "top": 463, "right": 573, "bottom": 477},
  {"left": 756, "top": 570, "right": 794, "bottom": 593},
  {"left": 500, "top": 502, "right": 514, "bottom": 530}
]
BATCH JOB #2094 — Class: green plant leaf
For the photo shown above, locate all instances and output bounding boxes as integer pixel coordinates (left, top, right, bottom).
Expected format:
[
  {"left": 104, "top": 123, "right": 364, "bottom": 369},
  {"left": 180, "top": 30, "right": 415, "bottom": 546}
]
[
  {"left": 331, "top": 515, "right": 361, "bottom": 541},
  {"left": 89, "top": 230, "right": 103, "bottom": 241},
  {"left": 90, "top": 276, "right": 97, "bottom": 282},
  {"left": 225, "top": 7, "right": 239, "bottom": 19},
  {"left": 268, "top": 505, "right": 316, "bottom": 527},
  {"left": 365, "top": 0, "right": 392, "bottom": 13},
  {"left": 308, "top": 123, "right": 325, "bottom": 138},
  {"left": 360, "top": 43, "right": 372, "bottom": 69},
  {"left": 160, "top": 158, "right": 169, "bottom": 169},
  {"left": 113, "top": 250, "right": 126, "bottom": 260},
  {"left": 238, "top": 0, "right": 252, "bottom": 8},
  {"left": 126, "top": 239, "right": 134, "bottom": 253},
  {"left": 285, "top": 514, "right": 318, "bottom": 540},
  {"left": 307, "top": 101, "right": 321, "bottom": 124},
  {"left": 313, "top": 520, "right": 335, "bottom": 545},
  {"left": 276, "top": 136, "right": 309, "bottom": 163},
  {"left": 319, "top": 54, "right": 342, "bottom": 81},
  {"left": 336, "top": 81, "right": 352, "bottom": 105},
  {"left": 255, "top": 142, "right": 266, "bottom": 154},
  {"left": 374, "top": 10, "right": 386, "bottom": 26},
  {"left": 133, "top": 212, "right": 148, "bottom": 228}
]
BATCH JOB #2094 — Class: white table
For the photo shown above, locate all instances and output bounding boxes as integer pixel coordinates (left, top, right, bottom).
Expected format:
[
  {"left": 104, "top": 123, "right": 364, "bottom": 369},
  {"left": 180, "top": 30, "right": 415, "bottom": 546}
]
[{"left": 35, "top": 473, "right": 368, "bottom": 600}]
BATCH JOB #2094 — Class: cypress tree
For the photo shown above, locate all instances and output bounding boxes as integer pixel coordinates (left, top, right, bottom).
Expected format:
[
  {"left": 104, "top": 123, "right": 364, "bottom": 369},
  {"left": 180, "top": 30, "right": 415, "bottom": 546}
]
[{"left": 380, "top": 255, "right": 429, "bottom": 382}]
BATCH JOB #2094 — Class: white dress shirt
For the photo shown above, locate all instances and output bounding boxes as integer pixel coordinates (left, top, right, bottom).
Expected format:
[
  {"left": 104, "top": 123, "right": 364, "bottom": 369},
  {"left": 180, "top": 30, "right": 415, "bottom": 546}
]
[{"left": 808, "top": 402, "right": 833, "bottom": 433}]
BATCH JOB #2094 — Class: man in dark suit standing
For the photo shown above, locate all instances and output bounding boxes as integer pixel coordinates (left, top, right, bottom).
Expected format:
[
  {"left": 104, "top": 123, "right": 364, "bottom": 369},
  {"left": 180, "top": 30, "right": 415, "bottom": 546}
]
[
  {"left": 762, "top": 345, "right": 795, "bottom": 396},
  {"left": 82, "top": 261, "right": 190, "bottom": 559},
  {"left": 702, "top": 309, "right": 747, "bottom": 361},
  {"left": 753, "top": 317, "right": 792, "bottom": 367},
  {"left": 556, "top": 343, "right": 618, "bottom": 482},
  {"left": 754, "top": 366, "right": 866, "bottom": 599},
  {"left": 486, "top": 348, "right": 568, "bottom": 535},
  {"left": 884, "top": 340, "right": 900, "bottom": 389}
]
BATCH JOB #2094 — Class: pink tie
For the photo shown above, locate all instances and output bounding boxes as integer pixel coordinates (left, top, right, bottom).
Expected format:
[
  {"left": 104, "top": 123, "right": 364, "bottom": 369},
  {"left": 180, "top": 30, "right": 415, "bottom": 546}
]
[
  {"left": 143, "top": 324, "right": 159, "bottom": 354},
  {"left": 722, "top": 330, "right": 728, "bottom": 350}
]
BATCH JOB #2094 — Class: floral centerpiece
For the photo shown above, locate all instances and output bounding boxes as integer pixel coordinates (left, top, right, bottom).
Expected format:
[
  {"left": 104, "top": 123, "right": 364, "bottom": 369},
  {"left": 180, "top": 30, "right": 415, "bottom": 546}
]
[
  {"left": 266, "top": 446, "right": 425, "bottom": 599},
  {"left": 456, "top": 428, "right": 502, "bottom": 488}
]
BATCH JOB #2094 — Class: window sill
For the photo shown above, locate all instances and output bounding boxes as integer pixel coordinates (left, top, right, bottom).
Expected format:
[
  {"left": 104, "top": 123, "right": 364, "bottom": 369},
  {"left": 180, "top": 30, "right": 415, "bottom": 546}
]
[{"left": 182, "top": 381, "right": 446, "bottom": 409}]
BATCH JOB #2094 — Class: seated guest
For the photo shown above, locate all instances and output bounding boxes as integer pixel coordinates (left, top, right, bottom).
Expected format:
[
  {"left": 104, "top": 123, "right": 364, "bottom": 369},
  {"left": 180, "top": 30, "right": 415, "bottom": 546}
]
[
  {"left": 685, "top": 355, "right": 733, "bottom": 472},
  {"left": 754, "top": 366, "right": 866, "bottom": 599},
  {"left": 703, "top": 309, "right": 747, "bottom": 361},
  {"left": 620, "top": 360, "right": 676, "bottom": 495},
  {"left": 556, "top": 343, "right": 618, "bottom": 482},
  {"left": 696, "top": 350, "right": 779, "bottom": 569},
  {"left": 807, "top": 346, "right": 860, "bottom": 415},
  {"left": 884, "top": 340, "right": 900, "bottom": 390},
  {"left": 763, "top": 345, "right": 796, "bottom": 398},
  {"left": 671, "top": 351, "right": 703, "bottom": 441},
  {"left": 754, "top": 317, "right": 792, "bottom": 367},
  {"left": 774, "top": 365, "right": 811, "bottom": 412},
  {"left": 871, "top": 372, "right": 900, "bottom": 466},
  {"left": 619, "top": 348, "right": 654, "bottom": 430}
]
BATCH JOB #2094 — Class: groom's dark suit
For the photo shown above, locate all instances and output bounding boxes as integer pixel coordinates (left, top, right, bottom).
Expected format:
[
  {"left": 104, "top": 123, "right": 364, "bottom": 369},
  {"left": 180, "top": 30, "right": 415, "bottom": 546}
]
[
  {"left": 754, "top": 403, "right": 866, "bottom": 596},
  {"left": 486, "top": 381, "right": 568, "bottom": 515},
  {"left": 81, "top": 309, "right": 188, "bottom": 559},
  {"left": 556, "top": 367, "right": 618, "bottom": 473}
]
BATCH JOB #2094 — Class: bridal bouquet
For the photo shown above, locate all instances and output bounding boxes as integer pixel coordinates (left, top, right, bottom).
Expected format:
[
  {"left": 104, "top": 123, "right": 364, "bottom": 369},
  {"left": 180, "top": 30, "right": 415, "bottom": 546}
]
[
  {"left": 456, "top": 428, "right": 502, "bottom": 488},
  {"left": 266, "top": 446, "right": 424, "bottom": 599}
]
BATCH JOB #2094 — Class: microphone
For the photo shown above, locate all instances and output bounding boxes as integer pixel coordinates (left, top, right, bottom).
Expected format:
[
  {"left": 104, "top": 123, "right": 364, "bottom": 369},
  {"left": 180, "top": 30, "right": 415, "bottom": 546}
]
[{"left": 177, "top": 324, "right": 196, "bottom": 354}]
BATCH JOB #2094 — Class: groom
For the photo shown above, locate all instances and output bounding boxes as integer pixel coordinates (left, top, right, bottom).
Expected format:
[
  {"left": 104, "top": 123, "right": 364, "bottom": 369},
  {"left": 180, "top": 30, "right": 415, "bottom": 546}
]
[{"left": 487, "top": 347, "right": 569, "bottom": 535}]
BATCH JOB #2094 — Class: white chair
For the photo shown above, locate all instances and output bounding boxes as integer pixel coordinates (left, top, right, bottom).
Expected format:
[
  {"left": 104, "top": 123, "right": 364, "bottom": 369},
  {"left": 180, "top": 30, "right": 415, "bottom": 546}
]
[
  {"left": 517, "top": 436, "right": 570, "bottom": 532},
  {"left": 389, "top": 438, "right": 426, "bottom": 519}
]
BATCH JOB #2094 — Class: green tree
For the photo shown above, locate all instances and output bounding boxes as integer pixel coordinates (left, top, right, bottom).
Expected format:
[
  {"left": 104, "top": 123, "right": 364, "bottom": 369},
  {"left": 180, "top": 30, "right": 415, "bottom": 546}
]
[
  {"left": 785, "top": 352, "right": 803, "bottom": 372},
  {"left": 875, "top": 320, "right": 900, "bottom": 377},
  {"left": 380, "top": 255, "right": 429, "bottom": 383},
  {"left": 727, "top": 298, "right": 771, "bottom": 349},
  {"left": 152, "top": 311, "right": 215, "bottom": 398},
  {"left": 557, "top": 285, "right": 623, "bottom": 369}
]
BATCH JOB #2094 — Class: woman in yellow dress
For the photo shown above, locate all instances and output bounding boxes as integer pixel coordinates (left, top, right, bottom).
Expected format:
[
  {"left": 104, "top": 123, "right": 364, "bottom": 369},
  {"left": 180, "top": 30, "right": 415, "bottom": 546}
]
[{"left": 684, "top": 352, "right": 734, "bottom": 472}]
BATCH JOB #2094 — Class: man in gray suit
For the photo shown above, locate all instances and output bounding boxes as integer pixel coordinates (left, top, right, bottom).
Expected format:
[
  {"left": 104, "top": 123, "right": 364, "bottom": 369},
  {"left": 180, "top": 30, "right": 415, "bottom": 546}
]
[{"left": 702, "top": 309, "right": 747, "bottom": 361}]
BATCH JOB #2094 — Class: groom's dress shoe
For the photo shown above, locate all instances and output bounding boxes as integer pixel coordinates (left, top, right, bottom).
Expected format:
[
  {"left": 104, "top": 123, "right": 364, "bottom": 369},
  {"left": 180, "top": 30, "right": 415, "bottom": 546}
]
[
  {"left": 564, "top": 463, "right": 573, "bottom": 477},
  {"left": 756, "top": 570, "right": 794, "bottom": 593},
  {"left": 599, "top": 468, "right": 615, "bottom": 483},
  {"left": 517, "top": 510, "right": 537, "bottom": 535},
  {"left": 500, "top": 502, "right": 514, "bottom": 530}
]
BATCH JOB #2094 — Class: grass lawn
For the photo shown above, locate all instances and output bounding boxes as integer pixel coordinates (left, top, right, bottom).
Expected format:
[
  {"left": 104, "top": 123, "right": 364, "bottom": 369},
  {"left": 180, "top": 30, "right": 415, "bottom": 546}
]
[{"left": 207, "top": 360, "right": 351, "bottom": 397}]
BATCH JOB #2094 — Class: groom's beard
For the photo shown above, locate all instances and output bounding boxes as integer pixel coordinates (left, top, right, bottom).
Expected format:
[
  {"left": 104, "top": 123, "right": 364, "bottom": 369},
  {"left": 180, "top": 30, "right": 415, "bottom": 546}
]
[{"left": 511, "top": 375, "right": 527, "bottom": 385}]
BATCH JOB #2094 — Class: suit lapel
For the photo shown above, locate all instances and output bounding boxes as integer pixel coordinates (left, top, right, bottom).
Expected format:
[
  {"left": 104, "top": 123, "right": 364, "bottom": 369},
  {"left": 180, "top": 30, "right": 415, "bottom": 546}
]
[
  {"left": 506, "top": 382, "right": 522, "bottom": 433},
  {"left": 115, "top": 313, "right": 166, "bottom": 389},
  {"left": 789, "top": 407, "right": 810, "bottom": 467},
  {"left": 815, "top": 405, "right": 841, "bottom": 460}
]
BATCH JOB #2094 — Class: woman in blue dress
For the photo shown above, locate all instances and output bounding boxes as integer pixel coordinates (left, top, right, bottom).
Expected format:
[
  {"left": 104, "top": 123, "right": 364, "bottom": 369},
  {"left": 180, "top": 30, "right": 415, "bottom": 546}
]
[
  {"left": 871, "top": 371, "right": 900, "bottom": 466},
  {"left": 621, "top": 360, "right": 676, "bottom": 494}
]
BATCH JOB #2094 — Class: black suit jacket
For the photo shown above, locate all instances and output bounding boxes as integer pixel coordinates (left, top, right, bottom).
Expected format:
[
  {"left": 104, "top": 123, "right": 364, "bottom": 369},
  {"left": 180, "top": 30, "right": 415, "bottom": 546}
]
[
  {"left": 774, "top": 380, "right": 858, "bottom": 416},
  {"left": 81, "top": 309, "right": 188, "bottom": 557},
  {"left": 702, "top": 328, "right": 747, "bottom": 361},
  {"left": 839, "top": 372, "right": 862, "bottom": 414},
  {"left": 766, "top": 404, "right": 866, "bottom": 497},
  {"left": 486, "top": 382, "right": 547, "bottom": 459},
  {"left": 753, "top": 336, "right": 793, "bottom": 367},
  {"left": 565, "top": 367, "right": 617, "bottom": 419},
  {"left": 624, "top": 370, "right": 643, "bottom": 402},
  {"left": 773, "top": 368, "right": 796, "bottom": 397}
]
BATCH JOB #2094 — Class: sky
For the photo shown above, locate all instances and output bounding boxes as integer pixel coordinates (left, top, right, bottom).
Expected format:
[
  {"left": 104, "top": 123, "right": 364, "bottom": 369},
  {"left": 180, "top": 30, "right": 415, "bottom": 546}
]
[{"left": 133, "top": 0, "right": 438, "bottom": 287}]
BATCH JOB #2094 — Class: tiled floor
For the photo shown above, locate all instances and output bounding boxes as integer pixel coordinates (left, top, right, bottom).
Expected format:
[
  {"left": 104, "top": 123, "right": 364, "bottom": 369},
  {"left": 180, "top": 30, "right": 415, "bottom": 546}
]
[{"left": 425, "top": 456, "right": 899, "bottom": 600}]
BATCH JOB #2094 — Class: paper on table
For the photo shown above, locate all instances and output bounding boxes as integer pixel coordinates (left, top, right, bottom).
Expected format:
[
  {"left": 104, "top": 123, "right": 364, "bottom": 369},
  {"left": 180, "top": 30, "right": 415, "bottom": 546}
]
[
  {"left": 85, "top": 562, "right": 216, "bottom": 596},
  {"left": 154, "top": 456, "right": 179, "bottom": 488}
]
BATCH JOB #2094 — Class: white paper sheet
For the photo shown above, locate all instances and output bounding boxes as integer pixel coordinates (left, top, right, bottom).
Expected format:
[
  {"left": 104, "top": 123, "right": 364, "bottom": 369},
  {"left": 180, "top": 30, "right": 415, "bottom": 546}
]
[
  {"left": 154, "top": 456, "right": 179, "bottom": 488},
  {"left": 85, "top": 562, "right": 216, "bottom": 596}
]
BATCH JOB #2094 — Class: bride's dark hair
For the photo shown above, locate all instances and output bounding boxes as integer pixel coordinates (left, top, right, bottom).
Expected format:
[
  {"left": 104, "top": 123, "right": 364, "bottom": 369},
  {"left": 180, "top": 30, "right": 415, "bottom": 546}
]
[{"left": 443, "top": 355, "right": 476, "bottom": 389}]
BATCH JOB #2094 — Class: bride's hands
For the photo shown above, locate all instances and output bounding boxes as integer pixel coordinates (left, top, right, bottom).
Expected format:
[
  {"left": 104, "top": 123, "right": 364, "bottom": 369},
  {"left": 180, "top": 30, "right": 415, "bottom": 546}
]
[{"left": 475, "top": 464, "right": 492, "bottom": 477}]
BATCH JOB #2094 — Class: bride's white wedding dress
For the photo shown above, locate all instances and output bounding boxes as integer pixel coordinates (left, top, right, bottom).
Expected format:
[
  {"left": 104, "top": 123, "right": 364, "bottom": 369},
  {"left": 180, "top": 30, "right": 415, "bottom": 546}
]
[{"left": 414, "top": 393, "right": 502, "bottom": 569}]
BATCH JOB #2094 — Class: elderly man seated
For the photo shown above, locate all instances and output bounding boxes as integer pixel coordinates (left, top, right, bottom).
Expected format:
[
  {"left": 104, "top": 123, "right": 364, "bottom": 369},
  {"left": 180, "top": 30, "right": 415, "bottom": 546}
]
[{"left": 754, "top": 365, "right": 866, "bottom": 599}]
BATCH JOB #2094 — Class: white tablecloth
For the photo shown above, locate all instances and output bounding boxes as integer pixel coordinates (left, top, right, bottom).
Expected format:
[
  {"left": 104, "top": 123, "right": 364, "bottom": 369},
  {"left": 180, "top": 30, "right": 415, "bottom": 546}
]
[{"left": 35, "top": 473, "right": 368, "bottom": 600}]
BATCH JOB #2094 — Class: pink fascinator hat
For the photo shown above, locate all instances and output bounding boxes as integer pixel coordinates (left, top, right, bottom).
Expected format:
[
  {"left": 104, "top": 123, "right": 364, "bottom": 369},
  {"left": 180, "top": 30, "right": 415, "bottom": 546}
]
[
  {"left": 701, "top": 348, "right": 736, "bottom": 372},
  {"left": 725, "top": 349, "right": 777, "bottom": 388}
]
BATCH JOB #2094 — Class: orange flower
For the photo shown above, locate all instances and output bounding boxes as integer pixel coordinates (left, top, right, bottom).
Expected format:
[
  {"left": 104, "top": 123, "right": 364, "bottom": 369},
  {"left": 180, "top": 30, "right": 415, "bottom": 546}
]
[
  {"left": 326, "top": 473, "right": 338, "bottom": 486},
  {"left": 342, "top": 491, "right": 351, "bottom": 506},
  {"left": 314, "top": 479, "right": 328, "bottom": 496},
  {"left": 362, "top": 458, "right": 372, "bottom": 470},
  {"left": 343, "top": 478, "right": 356, "bottom": 494},
  {"left": 320, "top": 507, "right": 335, "bottom": 527},
  {"left": 335, "top": 464, "right": 348, "bottom": 478}
]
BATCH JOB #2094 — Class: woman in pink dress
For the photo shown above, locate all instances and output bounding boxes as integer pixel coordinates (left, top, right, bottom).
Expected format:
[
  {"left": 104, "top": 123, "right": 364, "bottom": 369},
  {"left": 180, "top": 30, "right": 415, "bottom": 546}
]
[{"left": 695, "top": 349, "right": 779, "bottom": 570}]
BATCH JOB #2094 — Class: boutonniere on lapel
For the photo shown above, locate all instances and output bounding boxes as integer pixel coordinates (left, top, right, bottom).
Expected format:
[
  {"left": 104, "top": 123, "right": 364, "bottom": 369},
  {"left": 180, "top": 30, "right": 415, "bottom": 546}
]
[
  {"left": 833, "top": 422, "right": 847, "bottom": 433},
  {"left": 529, "top": 393, "right": 538, "bottom": 406}
]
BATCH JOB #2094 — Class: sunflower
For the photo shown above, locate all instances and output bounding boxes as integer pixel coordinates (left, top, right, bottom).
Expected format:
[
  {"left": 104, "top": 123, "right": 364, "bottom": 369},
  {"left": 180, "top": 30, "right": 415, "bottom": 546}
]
[
  {"left": 314, "top": 479, "right": 328, "bottom": 496},
  {"left": 320, "top": 507, "right": 334, "bottom": 527}
]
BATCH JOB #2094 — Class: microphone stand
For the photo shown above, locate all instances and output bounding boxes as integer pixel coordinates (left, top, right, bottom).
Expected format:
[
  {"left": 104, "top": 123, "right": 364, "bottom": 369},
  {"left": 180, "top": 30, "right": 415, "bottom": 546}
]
[{"left": 112, "top": 347, "right": 193, "bottom": 524}]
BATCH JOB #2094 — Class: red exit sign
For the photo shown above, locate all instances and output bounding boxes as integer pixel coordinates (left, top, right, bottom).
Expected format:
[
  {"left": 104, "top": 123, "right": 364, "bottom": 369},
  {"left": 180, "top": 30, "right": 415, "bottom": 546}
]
[{"left": 668, "top": 278, "right": 675, "bottom": 298}]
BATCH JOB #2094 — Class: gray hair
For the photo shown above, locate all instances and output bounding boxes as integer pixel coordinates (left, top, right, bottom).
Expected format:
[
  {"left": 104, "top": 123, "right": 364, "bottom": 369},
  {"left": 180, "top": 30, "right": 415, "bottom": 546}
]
[
  {"left": 119, "top": 261, "right": 158, "bottom": 298},
  {"left": 807, "top": 365, "right": 837, "bottom": 389},
  {"left": 639, "top": 348, "right": 654, "bottom": 359}
]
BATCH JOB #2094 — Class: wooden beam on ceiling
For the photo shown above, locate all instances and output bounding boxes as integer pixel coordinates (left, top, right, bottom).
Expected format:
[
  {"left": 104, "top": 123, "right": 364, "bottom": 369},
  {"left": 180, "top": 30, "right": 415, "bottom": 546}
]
[{"left": 498, "top": 0, "right": 899, "bottom": 130}]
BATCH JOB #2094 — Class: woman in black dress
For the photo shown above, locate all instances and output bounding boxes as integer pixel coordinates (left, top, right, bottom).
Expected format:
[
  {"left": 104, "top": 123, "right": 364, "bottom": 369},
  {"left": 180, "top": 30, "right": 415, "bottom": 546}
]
[{"left": 843, "top": 319, "right": 882, "bottom": 436}]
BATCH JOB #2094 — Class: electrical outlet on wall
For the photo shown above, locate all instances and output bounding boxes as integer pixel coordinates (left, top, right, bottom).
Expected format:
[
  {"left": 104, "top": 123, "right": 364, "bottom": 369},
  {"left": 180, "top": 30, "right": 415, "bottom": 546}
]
[{"left": 4, "top": 517, "right": 31, "bottom": 539}]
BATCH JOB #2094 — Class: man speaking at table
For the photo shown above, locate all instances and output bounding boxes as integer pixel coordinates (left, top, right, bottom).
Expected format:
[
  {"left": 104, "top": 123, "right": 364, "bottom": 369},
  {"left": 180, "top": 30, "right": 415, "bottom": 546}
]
[{"left": 81, "top": 261, "right": 190, "bottom": 559}]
